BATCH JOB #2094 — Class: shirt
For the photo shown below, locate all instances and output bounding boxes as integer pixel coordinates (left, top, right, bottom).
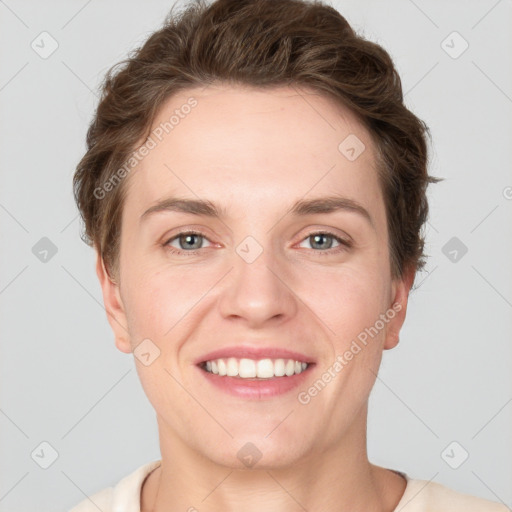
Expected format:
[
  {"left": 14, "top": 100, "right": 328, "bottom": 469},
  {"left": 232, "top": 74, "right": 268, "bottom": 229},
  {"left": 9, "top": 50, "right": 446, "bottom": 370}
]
[{"left": 69, "top": 460, "right": 509, "bottom": 511}]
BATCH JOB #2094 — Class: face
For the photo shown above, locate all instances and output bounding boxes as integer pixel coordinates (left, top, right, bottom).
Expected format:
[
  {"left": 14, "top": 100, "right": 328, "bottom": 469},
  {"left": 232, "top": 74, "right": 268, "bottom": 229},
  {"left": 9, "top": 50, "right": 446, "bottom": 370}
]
[{"left": 97, "top": 84, "right": 413, "bottom": 469}]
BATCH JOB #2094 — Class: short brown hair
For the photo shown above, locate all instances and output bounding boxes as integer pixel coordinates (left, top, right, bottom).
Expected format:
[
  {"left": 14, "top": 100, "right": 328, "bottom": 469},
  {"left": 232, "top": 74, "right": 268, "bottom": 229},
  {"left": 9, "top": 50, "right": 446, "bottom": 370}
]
[{"left": 73, "top": 0, "right": 441, "bottom": 283}]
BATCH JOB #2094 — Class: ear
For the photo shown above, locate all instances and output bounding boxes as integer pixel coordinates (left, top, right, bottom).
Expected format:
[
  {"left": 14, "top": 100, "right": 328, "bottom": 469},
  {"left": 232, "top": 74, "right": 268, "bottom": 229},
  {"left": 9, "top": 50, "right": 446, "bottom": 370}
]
[
  {"left": 383, "top": 264, "right": 416, "bottom": 350},
  {"left": 95, "top": 249, "right": 132, "bottom": 354}
]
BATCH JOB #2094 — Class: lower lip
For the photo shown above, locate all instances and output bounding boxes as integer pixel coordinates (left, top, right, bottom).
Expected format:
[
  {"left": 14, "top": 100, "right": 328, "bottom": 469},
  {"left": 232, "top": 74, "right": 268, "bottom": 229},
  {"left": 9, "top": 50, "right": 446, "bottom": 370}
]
[{"left": 198, "top": 365, "right": 314, "bottom": 399}]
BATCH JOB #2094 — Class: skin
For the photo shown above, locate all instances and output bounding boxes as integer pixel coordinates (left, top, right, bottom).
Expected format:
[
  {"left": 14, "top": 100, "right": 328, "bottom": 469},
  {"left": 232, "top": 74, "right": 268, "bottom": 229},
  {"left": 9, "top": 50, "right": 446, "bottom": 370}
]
[{"left": 96, "top": 84, "right": 415, "bottom": 511}]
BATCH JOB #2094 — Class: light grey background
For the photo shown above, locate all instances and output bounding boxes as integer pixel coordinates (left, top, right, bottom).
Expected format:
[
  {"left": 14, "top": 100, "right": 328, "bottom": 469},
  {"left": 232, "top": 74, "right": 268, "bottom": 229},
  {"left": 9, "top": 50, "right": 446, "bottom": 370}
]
[{"left": 1, "top": 0, "right": 511, "bottom": 510}]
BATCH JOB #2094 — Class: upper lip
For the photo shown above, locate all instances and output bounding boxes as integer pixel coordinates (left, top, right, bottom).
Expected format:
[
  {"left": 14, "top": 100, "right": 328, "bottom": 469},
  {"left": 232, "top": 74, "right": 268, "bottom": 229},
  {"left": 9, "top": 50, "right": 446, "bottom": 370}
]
[{"left": 195, "top": 346, "right": 315, "bottom": 365}]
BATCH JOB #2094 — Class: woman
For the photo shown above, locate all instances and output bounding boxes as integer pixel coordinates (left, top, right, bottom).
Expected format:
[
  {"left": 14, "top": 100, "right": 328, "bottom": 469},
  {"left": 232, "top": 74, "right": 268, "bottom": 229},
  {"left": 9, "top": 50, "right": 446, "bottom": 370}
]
[{"left": 70, "top": 0, "right": 507, "bottom": 510}]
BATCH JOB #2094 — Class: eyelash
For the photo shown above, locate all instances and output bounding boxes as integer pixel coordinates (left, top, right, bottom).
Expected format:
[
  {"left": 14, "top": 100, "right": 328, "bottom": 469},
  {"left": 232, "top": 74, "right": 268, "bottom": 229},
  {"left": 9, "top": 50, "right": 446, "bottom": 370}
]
[{"left": 163, "top": 230, "right": 352, "bottom": 256}]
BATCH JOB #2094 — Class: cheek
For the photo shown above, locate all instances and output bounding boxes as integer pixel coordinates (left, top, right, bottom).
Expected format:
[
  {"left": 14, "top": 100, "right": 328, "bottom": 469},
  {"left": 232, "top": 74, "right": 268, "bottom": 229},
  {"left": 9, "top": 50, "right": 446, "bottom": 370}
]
[
  {"left": 122, "top": 265, "right": 211, "bottom": 341},
  {"left": 296, "top": 263, "right": 391, "bottom": 344}
]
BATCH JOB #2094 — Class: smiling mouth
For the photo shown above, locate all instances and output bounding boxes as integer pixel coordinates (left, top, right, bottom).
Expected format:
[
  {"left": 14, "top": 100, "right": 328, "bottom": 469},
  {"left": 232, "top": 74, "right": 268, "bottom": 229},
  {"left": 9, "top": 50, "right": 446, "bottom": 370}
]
[{"left": 200, "top": 357, "right": 311, "bottom": 379}]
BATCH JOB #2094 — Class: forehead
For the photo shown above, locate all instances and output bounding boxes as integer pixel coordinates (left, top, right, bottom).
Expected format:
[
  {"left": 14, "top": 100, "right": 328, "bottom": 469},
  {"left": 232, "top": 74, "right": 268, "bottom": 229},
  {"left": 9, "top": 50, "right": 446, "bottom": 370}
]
[{"left": 122, "top": 84, "right": 385, "bottom": 228}]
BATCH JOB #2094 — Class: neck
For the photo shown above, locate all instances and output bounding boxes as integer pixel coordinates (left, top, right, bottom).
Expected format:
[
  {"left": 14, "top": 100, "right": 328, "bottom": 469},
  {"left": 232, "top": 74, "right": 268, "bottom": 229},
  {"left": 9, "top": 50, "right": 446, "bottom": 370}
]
[{"left": 142, "top": 407, "right": 407, "bottom": 512}]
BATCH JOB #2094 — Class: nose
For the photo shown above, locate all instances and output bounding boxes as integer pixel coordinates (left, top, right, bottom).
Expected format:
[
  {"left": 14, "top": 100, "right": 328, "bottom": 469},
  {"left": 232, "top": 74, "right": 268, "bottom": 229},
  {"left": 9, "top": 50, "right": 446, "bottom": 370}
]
[{"left": 218, "top": 243, "right": 298, "bottom": 328}]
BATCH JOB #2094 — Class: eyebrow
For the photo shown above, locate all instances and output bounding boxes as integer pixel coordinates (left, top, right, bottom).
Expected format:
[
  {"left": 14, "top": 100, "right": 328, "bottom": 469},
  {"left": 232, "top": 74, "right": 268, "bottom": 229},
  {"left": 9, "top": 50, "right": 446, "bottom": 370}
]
[{"left": 140, "top": 195, "right": 374, "bottom": 228}]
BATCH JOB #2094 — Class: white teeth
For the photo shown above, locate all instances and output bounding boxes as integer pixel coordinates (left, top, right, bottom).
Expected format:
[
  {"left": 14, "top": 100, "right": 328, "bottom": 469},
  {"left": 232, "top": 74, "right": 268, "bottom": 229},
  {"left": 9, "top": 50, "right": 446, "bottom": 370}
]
[
  {"left": 226, "top": 357, "right": 238, "bottom": 377},
  {"left": 256, "top": 359, "right": 274, "bottom": 378},
  {"left": 203, "top": 357, "right": 309, "bottom": 378},
  {"left": 274, "top": 358, "right": 285, "bottom": 377},
  {"left": 218, "top": 359, "right": 227, "bottom": 376},
  {"left": 239, "top": 358, "right": 256, "bottom": 378}
]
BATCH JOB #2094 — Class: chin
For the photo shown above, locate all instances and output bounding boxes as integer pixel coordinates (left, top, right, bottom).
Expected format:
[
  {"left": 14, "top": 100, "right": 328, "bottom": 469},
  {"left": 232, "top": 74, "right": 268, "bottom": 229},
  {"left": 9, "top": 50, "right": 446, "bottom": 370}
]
[{"left": 197, "top": 432, "right": 312, "bottom": 471}]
